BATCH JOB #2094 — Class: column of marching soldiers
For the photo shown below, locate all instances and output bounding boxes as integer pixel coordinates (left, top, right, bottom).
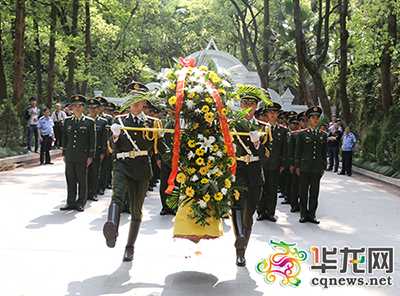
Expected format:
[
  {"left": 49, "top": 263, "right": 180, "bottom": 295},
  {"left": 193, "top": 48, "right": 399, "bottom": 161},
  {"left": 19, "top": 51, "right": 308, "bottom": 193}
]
[{"left": 60, "top": 81, "right": 327, "bottom": 264}]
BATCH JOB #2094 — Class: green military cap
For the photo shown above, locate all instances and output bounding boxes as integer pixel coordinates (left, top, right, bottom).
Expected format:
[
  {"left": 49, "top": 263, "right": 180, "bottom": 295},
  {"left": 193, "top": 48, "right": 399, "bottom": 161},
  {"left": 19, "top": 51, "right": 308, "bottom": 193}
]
[
  {"left": 125, "top": 81, "right": 149, "bottom": 94},
  {"left": 254, "top": 108, "right": 263, "bottom": 117},
  {"left": 240, "top": 94, "right": 261, "bottom": 103},
  {"left": 266, "top": 102, "right": 282, "bottom": 112},
  {"left": 289, "top": 115, "right": 299, "bottom": 123},
  {"left": 70, "top": 94, "right": 86, "bottom": 106},
  {"left": 114, "top": 105, "right": 121, "bottom": 113},
  {"left": 87, "top": 98, "right": 100, "bottom": 107},
  {"left": 96, "top": 96, "right": 108, "bottom": 106},
  {"left": 297, "top": 111, "right": 308, "bottom": 121},
  {"left": 286, "top": 110, "right": 298, "bottom": 119},
  {"left": 306, "top": 106, "right": 322, "bottom": 117},
  {"left": 278, "top": 112, "right": 284, "bottom": 119},
  {"left": 106, "top": 102, "right": 116, "bottom": 110}
]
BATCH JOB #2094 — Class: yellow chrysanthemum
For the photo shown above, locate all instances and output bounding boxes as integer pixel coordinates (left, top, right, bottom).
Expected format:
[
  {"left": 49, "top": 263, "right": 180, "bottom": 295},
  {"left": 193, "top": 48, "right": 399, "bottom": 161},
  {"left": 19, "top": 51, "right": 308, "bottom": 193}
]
[
  {"left": 201, "top": 178, "right": 209, "bottom": 184},
  {"left": 219, "top": 164, "right": 225, "bottom": 171},
  {"left": 213, "top": 144, "right": 219, "bottom": 152},
  {"left": 199, "top": 66, "right": 208, "bottom": 71},
  {"left": 187, "top": 92, "right": 195, "bottom": 99},
  {"left": 215, "top": 171, "right": 221, "bottom": 177},
  {"left": 188, "top": 140, "right": 196, "bottom": 148},
  {"left": 165, "top": 71, "right": 173, "bottom": 77},
  {"left": 188, "top": 207, "right": 194, "bottom": 215},
  {"left": 186, "top": 186, "right": 195, "bottom": 197},
  {"left": 170, "top": 83, "right": 176, "bottom": 90},
  {"left": 218, "top": 88, "right": 226, "bottom": 95},
  {"left": 229, "top": 157, "right": 236, "bottom": 166},
  {"left": 187, "top": 167, "right": 196, "bottom": 175},
  {"left": 204, "top": 112, "right": 214, "bottom": 123},
  {"left": 234, "top": 190, "right": 240, "bottom": 201},
  {"left": 196, "top": 157, "right": 204, "bottom": 166},
  {"left": 225, "top": 179, "right": 232, "bottom": 188},
  {"left": 203, "top": 194, "right": 210, "bottom": 202},
  {"left": 214, "top": 192, "right": 223, "bottom": 201},
  {"left": 202, "top": 105, "right": 210, "bottom": 113},
  {"left": 237, "top": 84, "right": 244, "bottom": 88},
  {"left": 196, "top": 148, "right": 204, "bottom": 156},
  {"left": 176, "top": 173, "right": 186, "bottom": 183},
  {"left": 207, "top": 160, "right": 214, "bottom": 168},
  {"left": 221, "top": 108, "right": 228, "bottom": 116},
  {"left": 199, "top": 167, "right": 208, "bottom": 175},
  {"left": 205, "top": 97, "right": 214, "bottom": 104},
  {"left": 212, "top": 76, "right": 221, "bottom": 84},
  {"left": 193, "top": 123, "right": 199, "bottom": 129},
  {"left": 168, "top": 96, "right": 177, "bottom": 105},
  {"left": 235, "top": 94, "right": 240, "bottom": 100},
  {"left": 209, "top": 72, "right": 216, "bottom": 79},
  {"left": 223, "top": 145, "right": 228, "bottom": 153}
]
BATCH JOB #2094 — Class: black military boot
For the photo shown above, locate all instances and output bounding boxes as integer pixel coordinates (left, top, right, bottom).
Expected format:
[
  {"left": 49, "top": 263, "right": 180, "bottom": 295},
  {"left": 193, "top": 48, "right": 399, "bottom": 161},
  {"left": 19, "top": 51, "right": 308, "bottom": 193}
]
[
  {"left": 231, "top": 210, "right": 247, "bottom": 266},
  {"left": 123, "top": 220, "right": 141, "bottom": 262},
  {"left": 103, "top": 203, "right": 120, "bottom": 248}
]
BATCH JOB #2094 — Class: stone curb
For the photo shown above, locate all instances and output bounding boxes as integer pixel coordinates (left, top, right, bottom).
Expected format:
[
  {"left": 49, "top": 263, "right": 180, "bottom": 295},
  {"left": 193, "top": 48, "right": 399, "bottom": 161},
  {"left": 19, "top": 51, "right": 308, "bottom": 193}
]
[
  {"left": 352, "top": 165, "right": 400, "bottom": 187},
  {"left": 0, "top": 149, "right": 63, "bottom": 166}
]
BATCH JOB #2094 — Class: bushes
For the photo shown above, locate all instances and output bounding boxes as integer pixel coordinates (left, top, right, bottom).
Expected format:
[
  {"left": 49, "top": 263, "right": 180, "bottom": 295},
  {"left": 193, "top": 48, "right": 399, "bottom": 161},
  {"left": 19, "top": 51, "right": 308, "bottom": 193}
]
[
  {"left": 0, "top": 99, "right": 24, "bottom": 149},
  {"left": 361, "top": 120, "right": 381, "bottom": 162},
  {"left": 376, "top": 105, "right": 400, "bottom": 169}
]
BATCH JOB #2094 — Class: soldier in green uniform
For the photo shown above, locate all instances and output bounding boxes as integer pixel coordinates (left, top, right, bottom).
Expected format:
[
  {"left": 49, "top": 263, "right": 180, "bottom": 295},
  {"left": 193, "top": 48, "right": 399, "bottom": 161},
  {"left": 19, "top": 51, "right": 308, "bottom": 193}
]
[
  {"left": 257, "top": 103, "right": 287, "bottom": 222},
  {"left": 87, "top": 98, "right": 108, "bottom": 201},
  {"left": 295, "top": 106, "right": 327, "bottom": 224},
  {"left": 60, "top": 95, "right": 96, "bottom": 212},
  {"left": 103, "top": 82, "right": 165, "bottom": 262},
  {"left": 281, "top": 111, "right": 298, "bottom": 205},
  {"left": 97, "top": 98, "right": 114, "bottom": 195},
  {"left": 232, "top": 94, "right": 269, "bottom": 266}
]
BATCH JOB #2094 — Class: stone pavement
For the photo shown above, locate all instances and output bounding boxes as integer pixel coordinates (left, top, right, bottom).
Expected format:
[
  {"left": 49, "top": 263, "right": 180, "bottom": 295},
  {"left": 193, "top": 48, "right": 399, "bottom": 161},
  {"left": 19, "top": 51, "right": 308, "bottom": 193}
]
[{"left": 0, "top": 157, "right": 399, "bottom": 296}]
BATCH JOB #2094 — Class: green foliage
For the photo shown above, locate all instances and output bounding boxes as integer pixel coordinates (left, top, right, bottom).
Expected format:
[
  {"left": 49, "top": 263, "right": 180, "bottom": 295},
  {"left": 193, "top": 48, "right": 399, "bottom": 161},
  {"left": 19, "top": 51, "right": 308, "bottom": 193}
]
[
  {"left": 0, "top": 99, "right": 23, "bottom": 148},
  {"left": 376, "top": 105, "right": 400, "bottom": 168},
  {"left": 353, "top": 158, "right": 399, "bottom": 179},
  {"left": 361, "top": 121, "right": 382, "bottom": 162}
]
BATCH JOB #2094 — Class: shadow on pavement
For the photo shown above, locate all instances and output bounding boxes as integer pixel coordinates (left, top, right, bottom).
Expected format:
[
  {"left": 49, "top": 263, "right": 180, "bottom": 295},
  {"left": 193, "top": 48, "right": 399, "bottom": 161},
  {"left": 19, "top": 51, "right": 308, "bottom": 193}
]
[
  {"left": 26, "top": 208, "right": 79, "bottom": 229},
  {"left": 65, "top": 262, "right": 162, "bottom": 296}
]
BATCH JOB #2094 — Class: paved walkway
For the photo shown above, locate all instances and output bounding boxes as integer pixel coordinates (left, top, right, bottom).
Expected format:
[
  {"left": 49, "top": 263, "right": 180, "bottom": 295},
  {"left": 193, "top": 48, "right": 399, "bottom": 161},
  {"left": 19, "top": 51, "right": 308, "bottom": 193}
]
[{"left": 0, "top": 157, "right": 399, "bottom": 296}]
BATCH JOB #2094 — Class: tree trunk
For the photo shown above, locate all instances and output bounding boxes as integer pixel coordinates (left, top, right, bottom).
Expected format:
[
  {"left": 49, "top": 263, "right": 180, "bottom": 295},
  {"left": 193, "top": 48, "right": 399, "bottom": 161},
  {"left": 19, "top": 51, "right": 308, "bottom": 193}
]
[
  {"left": 12, "top": 0, "right": 25, "bottom": 105},
  {"left": 297, "top": 52, "right": 313, "bottom": 106},
  {"left": 339, "top": 0, "right": 351, "bottom": 124},
  {"left": 0, "top": 11, "right": 8, "bottom": 103},
  {"left": 34, "top": 17, "right": 43, "bottom": 105},
  {"left": 293, "top": 0, "right": 332, "bottom": 117},
  {"left": 66, "top": 0, "right": 79, "bottom": 99},
  {"left": 381, "top": 6, "right": 396, "bottom": 119},
  {"left": 81, "top": 0, "right": 92, "bottom": 96},
  {"left": 47, "top": 0, "right": 56, "bottom": 108},
  {"left": 262, "top": 0, "right": 269, "bottom": 89}
]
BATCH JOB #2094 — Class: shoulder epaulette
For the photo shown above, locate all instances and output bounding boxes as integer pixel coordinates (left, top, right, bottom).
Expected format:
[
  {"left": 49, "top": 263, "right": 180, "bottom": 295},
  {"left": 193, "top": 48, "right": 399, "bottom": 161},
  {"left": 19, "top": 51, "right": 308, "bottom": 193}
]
[
  {"left": 291, "top": 129, "right": 300, "bottom": 134},
  {"left": 115, "top": 114, "right": 128, "bottom": 118},
  {"left": 257, "top": 120, "right": 270, "bottom": 126},
  {"left": 279, "top": 124, "right": 287, "bottom": 129},
  {"left": 146, "top": 115, "right": 160, "bottom": 121},
  {"left": 84, "top": 115, "right": 95, "bottom": 121},
  {"left": 98, "top": 117, "right": 108, "bottom": 122},
  {"left": 300, "top": 128, "right": 307, "bottom": 132},
  {"left": 320, "top": 129, "right": 327, "bottom": 134}
]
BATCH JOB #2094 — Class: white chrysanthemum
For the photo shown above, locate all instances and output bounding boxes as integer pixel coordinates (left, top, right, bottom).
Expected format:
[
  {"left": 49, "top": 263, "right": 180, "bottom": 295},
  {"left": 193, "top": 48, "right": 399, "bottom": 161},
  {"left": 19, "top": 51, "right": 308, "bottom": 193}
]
[
  {"left": 211, "top": 167, "right": 219, "bottom": 174},
  {"left": 221, "top": 80, "right": 231, "bottom": 88},
  {"left": 231, "top": 175, "right": 236, "bottom": 182},
  {"left": 157, "top": 73, "right": 163, "bottom": 79},
  {"left": 198, "top": 199, "right": 207, "bottom": 209},
  {"left": 191, "top": 175, "right": 199, "bottom": 182},
  {"left": 188, "top": 75, "right": 197, "bottom": 82},
  {"left": 208, "top": 156, "right": 215, "bottom": 161},
  {"left": 161, "top": 81, "right": 170, "bottom": 90},
  {"left": 216, "top": 150, "right": 223, "bottom": 158},
  {"left": 197, "top": 134, "right": 204, "bottom": 141},
  {"left": 198, "top": 76, "right": 205, "bottom": 84},
  {"left": 193, "top": 85, "right": 203, "bottom": 93},
  {"left": 179, "top": 195, "right": 186, "bottom": 200},
  {"left": 194, "top": 108, "right": 202, "bottom": 114},
  {"left": 221, "top": 188, "right": 228, "bottom": 195},
  {"left": 226, "top": 100, "right": 234, "bottom": 109},
  {"left": 208, "top": 136, "right": 216, "bottom": 143},
  {"left": 186, "top": 100, "right": 195, "bottom": 110},
  {"left": 188, "top": 151, "right": 195, "bottom": 160}
]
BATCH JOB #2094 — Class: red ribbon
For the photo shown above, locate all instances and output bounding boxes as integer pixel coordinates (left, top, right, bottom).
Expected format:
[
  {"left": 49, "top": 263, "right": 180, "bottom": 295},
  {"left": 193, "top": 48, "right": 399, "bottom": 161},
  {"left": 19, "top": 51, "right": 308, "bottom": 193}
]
[
  {"left": 165, "top": 70, "right": 186, "bottom": 193},
  {"left": 206, "top": 81, "right": 237, "bottom": 175}
]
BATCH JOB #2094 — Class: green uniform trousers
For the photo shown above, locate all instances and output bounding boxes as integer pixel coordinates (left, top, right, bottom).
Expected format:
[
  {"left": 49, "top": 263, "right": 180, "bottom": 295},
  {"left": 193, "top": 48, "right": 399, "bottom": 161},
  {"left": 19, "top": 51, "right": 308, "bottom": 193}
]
[
  {"left": 111, "top": 170, "right": 148, "bottom": 221},
  {"left": 65, "top": 161, "right": 88, "bottom": 207},
  {"left": 299, "top": 172, "right": 321, "bottom": 219},
  {"left": 233, "top": 183, "right": 262, "bottom": 230},
  {"left": 257, "top": 169, "right": 280, "bottom": 216},
  {"left": 290, "top": 172, "right": 300, "bottom": 208},
  {"left": 98, "top": 153, "right": 109, "bottom": 190},
  {"left": 285, "top": 168, "right": 292, "bottom": 199},
  {"left": 88, "top": 158, "right": 101, "bottom": 198}
]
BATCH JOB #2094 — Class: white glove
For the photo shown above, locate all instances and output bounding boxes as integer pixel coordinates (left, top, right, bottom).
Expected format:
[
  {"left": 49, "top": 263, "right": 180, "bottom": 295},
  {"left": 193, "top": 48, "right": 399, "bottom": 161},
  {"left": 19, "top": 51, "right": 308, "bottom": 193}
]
[
  {"left": 249, "top": 131, "right": 260, "bottom": 143},
  {"left": 111, "top": 123, "right": 121, "bottom": 136}
]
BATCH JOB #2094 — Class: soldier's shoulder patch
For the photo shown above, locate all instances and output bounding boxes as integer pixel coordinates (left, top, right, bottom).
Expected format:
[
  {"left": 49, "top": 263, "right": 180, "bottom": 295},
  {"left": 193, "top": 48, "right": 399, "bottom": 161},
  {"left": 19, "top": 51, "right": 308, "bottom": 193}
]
[
  {"left": 300, "top": 128, "right": 307, "bottom": 132},
  {"left": 257, "top": 119, "right": 269, "bottom": 126},
  {"left": 65, "top": 116, "right": 73, "bottom": 121},
  {"left": 115, "top": 114, "right": 128, "bottom": 119},
  {"left": 292, "top": 130, "right": 300, "bottom": 134},
  {"left": 279, "top": 124, "right": 287, "bottom": 129},
  {"left": 85, "top": 116, "right": 95, "bottom": 121},
  {"left": 319, "top": 129, "right": 327, "bottom": 134},
  {"left": 98, "top": 117, "right": 108, "bottom": 123}
]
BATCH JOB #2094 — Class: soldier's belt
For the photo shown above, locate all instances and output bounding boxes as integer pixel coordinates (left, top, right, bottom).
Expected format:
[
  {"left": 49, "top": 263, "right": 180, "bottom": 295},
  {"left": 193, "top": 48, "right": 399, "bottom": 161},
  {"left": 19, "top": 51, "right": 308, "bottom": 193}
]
[
  {"left": 236, "top": 155, "right": 259, "bottom": 163},
  {"left": 116, "top": 150, "right": 148, "bottom": 159}
]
